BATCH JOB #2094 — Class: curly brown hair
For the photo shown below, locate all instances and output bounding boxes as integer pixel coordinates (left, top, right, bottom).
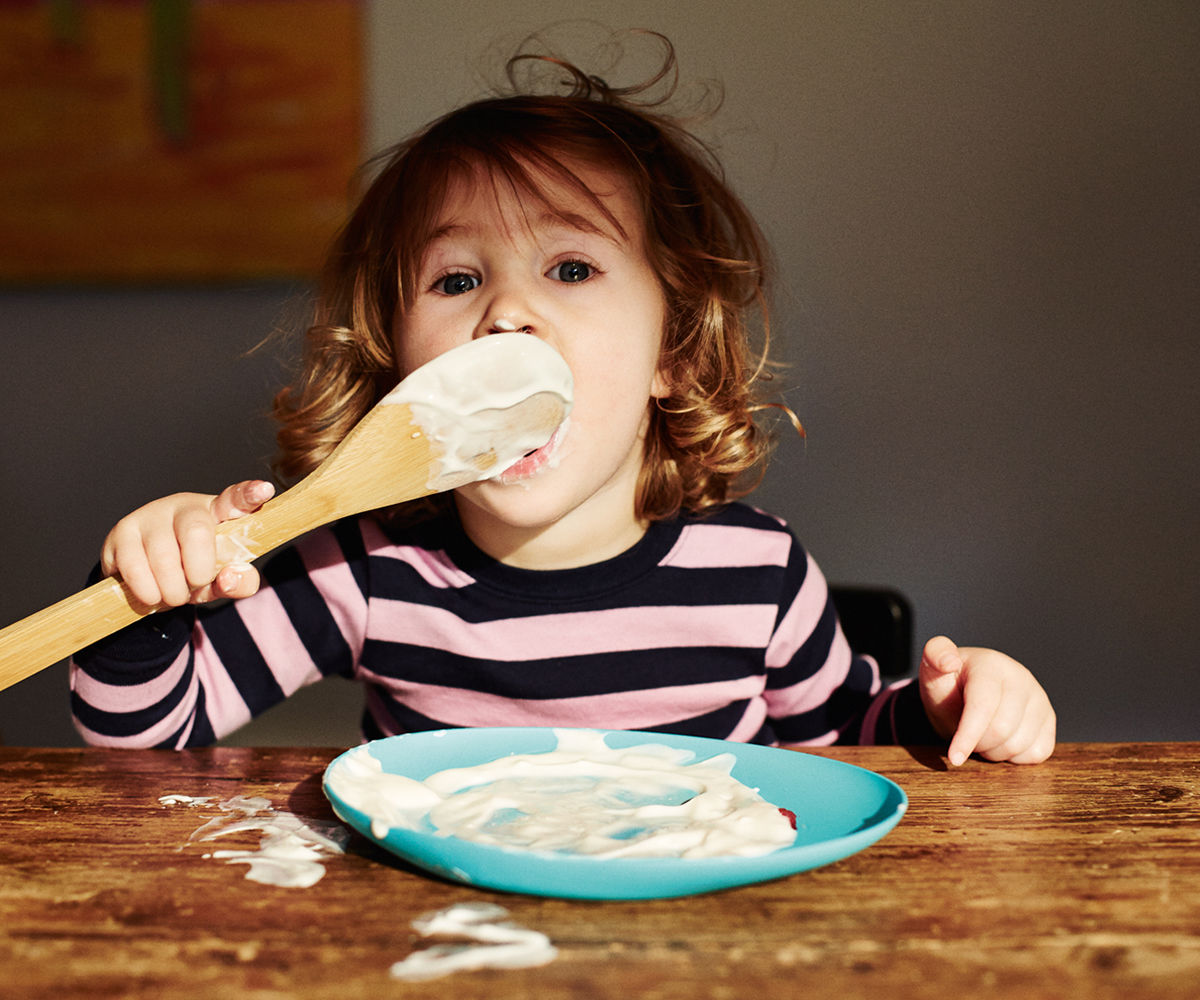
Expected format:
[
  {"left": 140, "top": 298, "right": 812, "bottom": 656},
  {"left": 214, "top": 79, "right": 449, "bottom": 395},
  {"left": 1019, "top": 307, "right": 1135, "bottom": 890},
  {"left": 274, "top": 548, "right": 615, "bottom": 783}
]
[{"left": 272, "top": 34, "right": 799, "bottom": 520}]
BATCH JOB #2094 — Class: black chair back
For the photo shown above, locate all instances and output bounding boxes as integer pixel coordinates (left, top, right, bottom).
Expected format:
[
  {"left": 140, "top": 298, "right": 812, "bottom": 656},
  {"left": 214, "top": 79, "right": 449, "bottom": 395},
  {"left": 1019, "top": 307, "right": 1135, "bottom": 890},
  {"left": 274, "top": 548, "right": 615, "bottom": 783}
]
[{"left": 829, "top": 585, "right": 914, "bottom": 678}]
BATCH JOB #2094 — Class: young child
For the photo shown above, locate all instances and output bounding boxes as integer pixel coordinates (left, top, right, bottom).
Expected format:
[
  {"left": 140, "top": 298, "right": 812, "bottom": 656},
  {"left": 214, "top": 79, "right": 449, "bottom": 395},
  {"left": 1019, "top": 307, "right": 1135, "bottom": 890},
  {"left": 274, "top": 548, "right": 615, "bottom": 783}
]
[{"left": 71, "top": 38, "right": 1055, "bottom": 767}]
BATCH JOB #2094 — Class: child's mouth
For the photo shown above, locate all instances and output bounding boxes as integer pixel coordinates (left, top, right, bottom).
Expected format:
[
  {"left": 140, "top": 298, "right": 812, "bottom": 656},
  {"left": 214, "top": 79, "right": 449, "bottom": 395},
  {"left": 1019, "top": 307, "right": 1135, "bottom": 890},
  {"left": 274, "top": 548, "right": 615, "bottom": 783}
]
[{"left": 495, "top": 424, "right": 565, "bottom": 483}]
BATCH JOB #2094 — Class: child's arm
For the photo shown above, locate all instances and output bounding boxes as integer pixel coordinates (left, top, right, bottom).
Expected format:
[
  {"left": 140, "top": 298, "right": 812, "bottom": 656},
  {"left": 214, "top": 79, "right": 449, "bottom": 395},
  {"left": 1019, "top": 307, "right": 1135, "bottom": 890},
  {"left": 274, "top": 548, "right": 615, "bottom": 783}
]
[
  {"left": 100, "top": 480, "right": 275, "bottom": 607},
  {"left": 917, "top": 636, "right": 1057, "bottom": 766},
  {"left": 75, "top": 483, "right": 368, "bottom": 748}
]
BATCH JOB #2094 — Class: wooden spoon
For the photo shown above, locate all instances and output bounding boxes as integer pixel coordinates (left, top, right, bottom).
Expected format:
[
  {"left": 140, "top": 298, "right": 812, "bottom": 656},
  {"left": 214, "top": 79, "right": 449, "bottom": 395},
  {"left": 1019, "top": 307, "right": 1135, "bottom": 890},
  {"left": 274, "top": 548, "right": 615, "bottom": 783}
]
[{"left": 0, "top": 342, "right": 570, "bottom": 692}]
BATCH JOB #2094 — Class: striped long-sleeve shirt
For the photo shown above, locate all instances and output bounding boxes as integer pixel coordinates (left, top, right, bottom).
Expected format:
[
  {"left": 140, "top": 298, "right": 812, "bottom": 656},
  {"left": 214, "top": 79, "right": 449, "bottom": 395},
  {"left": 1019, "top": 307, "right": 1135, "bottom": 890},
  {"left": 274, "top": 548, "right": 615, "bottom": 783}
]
[{"left": 70, "top": 502, "right": 939, "bottom": 749}]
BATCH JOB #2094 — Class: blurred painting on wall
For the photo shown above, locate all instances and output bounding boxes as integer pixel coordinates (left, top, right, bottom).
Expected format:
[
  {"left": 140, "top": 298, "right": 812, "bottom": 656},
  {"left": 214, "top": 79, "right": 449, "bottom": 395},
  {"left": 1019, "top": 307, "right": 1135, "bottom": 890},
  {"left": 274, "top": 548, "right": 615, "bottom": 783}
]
[{"left": 0, "top": 0, "right": 363, "bottom": 283}]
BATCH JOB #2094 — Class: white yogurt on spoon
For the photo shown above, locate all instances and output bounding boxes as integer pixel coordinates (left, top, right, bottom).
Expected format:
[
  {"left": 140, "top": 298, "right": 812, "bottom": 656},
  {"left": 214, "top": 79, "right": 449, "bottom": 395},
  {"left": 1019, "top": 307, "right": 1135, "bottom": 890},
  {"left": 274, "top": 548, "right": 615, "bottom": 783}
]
[
  {"left": 383, "top": 333, "right": 574, "bottom": 490},
  {"left": 326, "top": 730, "right": 797, "bottom": 860}
]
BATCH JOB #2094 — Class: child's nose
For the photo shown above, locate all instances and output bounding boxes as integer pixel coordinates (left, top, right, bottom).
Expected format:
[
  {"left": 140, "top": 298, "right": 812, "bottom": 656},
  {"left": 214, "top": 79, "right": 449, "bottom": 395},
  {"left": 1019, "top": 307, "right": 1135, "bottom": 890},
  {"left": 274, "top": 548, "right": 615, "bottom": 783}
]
[
  {"left": 488, "top": 316, "right": 533, "bottom": 335},
  {"left": 473, "top": 273, "right": 545, "bottom": 339}
]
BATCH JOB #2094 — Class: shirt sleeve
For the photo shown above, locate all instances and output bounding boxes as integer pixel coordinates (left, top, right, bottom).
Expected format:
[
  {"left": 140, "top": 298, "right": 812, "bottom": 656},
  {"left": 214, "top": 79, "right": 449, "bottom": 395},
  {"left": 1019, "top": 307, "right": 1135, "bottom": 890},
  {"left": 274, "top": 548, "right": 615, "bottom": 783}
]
[
  {"left": 69, "top": 518, "right": 370, "bottom": 749},
  {"left": 761, "top": 536, "right": 942, "bottom": 747}
]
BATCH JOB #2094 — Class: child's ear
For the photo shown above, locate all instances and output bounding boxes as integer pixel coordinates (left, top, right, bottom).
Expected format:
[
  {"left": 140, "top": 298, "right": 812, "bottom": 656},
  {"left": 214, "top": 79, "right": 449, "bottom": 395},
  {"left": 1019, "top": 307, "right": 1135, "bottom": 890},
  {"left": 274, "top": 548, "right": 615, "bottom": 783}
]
[{"left": 650, "top": 364, "right": 672, "bottom": 399}]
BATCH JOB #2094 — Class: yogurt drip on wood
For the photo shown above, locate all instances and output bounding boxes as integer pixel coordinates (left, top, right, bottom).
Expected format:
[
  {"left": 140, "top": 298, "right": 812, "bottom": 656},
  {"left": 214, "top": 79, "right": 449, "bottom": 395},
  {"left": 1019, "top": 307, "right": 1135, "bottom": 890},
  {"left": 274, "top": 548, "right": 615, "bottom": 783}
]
[
  {"left": 160, "top": 794, "right": 348, "bottom": 888},
  {"left": 383, "top": 333, "right": 573, "bottom": 490},
  {"left": 389, "top": 903, "right": 557, "bottom": 982},
  {"left": 326, "top": 730, "right": 796, "bottom": 859}
]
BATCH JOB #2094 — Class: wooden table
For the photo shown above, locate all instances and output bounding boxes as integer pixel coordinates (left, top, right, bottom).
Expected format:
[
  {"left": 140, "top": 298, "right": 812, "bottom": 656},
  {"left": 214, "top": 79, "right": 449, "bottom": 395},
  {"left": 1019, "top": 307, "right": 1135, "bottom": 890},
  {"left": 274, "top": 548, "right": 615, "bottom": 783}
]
[{"left": 2, "top": 742, "right": 1198, "bottom": 999}]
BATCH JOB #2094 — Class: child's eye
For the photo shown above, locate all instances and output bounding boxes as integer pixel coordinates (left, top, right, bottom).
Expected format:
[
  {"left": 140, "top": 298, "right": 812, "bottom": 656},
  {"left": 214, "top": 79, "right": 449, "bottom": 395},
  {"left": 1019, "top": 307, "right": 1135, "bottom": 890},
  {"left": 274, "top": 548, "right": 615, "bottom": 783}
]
[
  {"left": 549, "top": 260, "right": 594, "bottom": 283},
  {"left": 435, "top": 272, "right": 480, "bottom": 295}
]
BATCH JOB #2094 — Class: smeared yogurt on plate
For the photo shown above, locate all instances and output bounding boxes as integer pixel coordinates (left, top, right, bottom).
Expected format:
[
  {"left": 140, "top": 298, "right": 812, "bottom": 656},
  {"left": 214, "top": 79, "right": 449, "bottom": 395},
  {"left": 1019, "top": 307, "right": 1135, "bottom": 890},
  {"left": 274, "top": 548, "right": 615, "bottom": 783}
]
[
  {"left": 326, "top": 729, "right": 796, "bottom": 860},
  {"left": 384, "top": 333, "right": 573, "bottom": 490}
]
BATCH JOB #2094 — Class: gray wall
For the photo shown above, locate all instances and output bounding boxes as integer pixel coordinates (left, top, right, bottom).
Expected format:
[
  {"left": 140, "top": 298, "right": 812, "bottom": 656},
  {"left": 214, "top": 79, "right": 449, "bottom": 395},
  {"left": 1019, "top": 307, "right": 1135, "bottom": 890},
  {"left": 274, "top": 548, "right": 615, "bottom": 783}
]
[{"left": 2, "top": 1, "right": 1197, "bottom": 746}]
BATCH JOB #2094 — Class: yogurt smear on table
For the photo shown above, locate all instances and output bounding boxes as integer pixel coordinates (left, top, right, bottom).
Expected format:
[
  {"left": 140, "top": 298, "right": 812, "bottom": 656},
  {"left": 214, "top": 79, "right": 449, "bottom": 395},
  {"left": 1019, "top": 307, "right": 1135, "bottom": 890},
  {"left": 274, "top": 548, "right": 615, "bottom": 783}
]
[
  {"left": 160, "top": 794, "right": 348, "bottom": 888},
  {"left": 389, "top": 903, "right": 557, "bottom": 982},
  {"left": 326, "top": 730, "right": 796, "bottom": 860}
]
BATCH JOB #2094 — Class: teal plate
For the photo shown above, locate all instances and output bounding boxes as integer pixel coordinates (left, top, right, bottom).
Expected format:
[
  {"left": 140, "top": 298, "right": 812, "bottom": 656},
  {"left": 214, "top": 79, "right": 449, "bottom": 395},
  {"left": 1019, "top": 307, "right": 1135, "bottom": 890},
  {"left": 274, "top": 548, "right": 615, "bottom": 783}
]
[{"left": 322, "top": 728, "right": 907, "bottom": 900}]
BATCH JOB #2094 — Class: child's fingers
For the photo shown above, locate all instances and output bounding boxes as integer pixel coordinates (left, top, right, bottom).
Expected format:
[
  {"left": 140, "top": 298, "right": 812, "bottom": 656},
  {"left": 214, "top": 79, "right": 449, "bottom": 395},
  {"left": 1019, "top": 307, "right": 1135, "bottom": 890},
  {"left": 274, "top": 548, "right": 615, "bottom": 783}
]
[
  {"left": 120, "top": 562, "right": 163, "bottom": 609},
  {"left": 1006, "top": 712, "right": 1056, "bottom": 764},
  {"left": 946, "top": 668, "right": 1005, "bottom": 766},
  {"left": 175, "top": 503, "right": 220, "bottom": 594},
  {"left": 105, "top": 532, "right": 163, "bottom": 608},
  {"left": 211, "top": 480, "right": 274, "bottom": 522},
  {"left": 142, "top": 519, "right": 197, "bottom": 607},
  {"left": 981, "top": 695, "right": 1057, "bottom": 765},
  {"left": 919, "top": 635, "right": 964, "bottom": 677},
  {"left": 212, "top": 562, "right": 261, "bottom": 601}
]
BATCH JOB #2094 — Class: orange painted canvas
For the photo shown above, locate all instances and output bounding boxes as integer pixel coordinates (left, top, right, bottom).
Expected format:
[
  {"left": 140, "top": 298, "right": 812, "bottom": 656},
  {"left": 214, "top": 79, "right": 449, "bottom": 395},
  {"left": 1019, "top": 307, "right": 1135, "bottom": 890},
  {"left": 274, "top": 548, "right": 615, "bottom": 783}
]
[{"left": 0, "top": 0, "right": 363, "bottom": 282}]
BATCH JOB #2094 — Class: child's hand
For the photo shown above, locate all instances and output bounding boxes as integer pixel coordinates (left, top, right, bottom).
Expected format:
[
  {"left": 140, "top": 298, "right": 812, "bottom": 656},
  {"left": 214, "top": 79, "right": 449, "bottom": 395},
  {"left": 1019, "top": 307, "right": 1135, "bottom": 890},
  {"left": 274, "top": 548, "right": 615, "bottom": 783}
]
[
  {"left": 918, "top": 636, "right": 1056, "bottom": 766},
  {"left": 100, "top": 480, "right": 275, "bottom": 609}
]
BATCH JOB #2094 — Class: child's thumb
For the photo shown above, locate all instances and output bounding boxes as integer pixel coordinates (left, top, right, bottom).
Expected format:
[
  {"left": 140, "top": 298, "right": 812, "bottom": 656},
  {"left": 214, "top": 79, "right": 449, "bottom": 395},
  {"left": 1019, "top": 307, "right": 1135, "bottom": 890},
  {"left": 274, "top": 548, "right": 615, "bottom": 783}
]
[{"left": 919, "top": 635, "right": 965, "bottom": 679}]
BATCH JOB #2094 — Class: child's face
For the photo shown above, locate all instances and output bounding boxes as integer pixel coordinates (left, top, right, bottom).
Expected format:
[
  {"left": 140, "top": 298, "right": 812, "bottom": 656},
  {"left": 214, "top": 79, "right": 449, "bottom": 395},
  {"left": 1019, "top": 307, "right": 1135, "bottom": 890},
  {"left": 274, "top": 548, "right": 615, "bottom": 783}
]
[{"left": 394, "top": 159, "right": 668, "bottom": 567}]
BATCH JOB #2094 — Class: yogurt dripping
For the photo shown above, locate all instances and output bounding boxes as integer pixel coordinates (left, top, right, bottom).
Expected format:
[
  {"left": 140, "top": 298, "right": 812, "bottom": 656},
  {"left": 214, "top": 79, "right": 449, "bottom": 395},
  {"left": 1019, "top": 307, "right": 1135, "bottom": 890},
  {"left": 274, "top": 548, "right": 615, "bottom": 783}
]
[
  {"left": 384, "top": 333, "right": 573, "bottom": 490},
  {"left": 326, "top": 730, "right": 796, "bottom": 860}
]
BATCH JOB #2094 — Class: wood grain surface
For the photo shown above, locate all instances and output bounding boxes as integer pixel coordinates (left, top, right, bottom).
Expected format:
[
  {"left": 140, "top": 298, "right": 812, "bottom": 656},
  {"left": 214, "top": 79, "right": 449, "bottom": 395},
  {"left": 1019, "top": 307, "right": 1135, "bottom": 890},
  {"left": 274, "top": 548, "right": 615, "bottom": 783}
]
[{"left": 2, "top": 743, "right": 1197, "bottom": 999}]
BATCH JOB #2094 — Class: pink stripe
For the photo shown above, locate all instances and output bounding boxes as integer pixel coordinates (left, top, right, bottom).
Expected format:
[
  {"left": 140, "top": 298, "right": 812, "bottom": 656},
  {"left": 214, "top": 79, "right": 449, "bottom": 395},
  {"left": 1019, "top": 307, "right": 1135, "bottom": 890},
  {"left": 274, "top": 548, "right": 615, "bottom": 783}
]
[
  {"left": 860, "top": 674, "right": 906, "bottom": 744},
  {"left": 72, "top": 669, "right": 202, "bottom": 749},
  {"left": 726, "top": 697, "right": 768, "bottom": 743},
  {"left": 360, "top": 673, "right": 766, "bottom": 731},
  {"left": 192, "top": 631, "right": 251, "bottom": 736},
  {"left": 68, "top": 646, "right": 190, "bottom": 714},
  {"left": 664, "top": 524, "right": 792, "bottom": 569},
  {"left": 235, "top": 589, "right": 322, "bottom": 695},
  {"left": 299, "top": 529, "right": 369, "bottom": 662},
  {"left": 779, "top": 728, "right": 840, "bottom": 749},
  {"left": 370, "top": 601, "right": 777, "bottom": 660},
  {"left": 173, "top": 712, "right": 195, "bottom": 749},
  {"left": 389, "top": 544, "right": 476, "bottom": 589},
  {"left": 764, "top": 551, "right": 827, "bottom": 668},
  {"left": 358, "top": 516, "right": 476, "bottom": 590},
  {"left": 764, "top": 631, "right": 855, "bottom": 718}
]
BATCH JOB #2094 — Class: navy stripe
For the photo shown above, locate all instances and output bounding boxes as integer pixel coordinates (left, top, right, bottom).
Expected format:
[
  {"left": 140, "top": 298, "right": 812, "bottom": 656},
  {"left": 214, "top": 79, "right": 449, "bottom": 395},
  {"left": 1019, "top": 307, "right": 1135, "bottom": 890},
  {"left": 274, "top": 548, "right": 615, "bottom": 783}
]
[
  {"left": 765, "top": 593, "right": 839, "bottom": 691},
  {"left": 887, "top": 682, "right": 942, "bottom": 744},
  {"left": 186, "top": 681, "right": 216, "bottom": 746},
  {"left": 771, "top": 654, "right": 879, "bottom": 744},
  {"left": 773, "top": 537, "right": 812, "bottom": 632},
  {"left": 361, "top": 641, "right": 764, "bottom": 699},
  {"left": 201, "top": 608, "right": 285, "bottom": 714},
  {"left": 73, "top": 610, "right": 195, "bottom": 685},
  {"left": 640, "top": 700, "right": 770, "bottom": 743},
  {"left": 264, "top": 546, "right": 355, "bottom": 679},
  {"left": 373, "top": 695, "right": 459, "bottom": 736},
  {"left": 157, "top": 685, "right": 215, "bottom": 749},
  {"left": 330, "top": 517, "right": 372, "bottom": 598},
  {"left": 368, "top": 557, "right": 788, "bottom": 617}
]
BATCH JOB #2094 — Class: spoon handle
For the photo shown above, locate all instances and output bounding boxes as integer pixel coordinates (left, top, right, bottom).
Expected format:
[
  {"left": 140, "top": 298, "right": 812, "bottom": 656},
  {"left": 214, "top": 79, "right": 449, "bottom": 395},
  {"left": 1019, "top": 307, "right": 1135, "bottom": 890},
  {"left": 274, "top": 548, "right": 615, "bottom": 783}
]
[
  {"left": 0, "top": 576, "right": 150, "bottom": 692},
  {"left": 0, "top": 384, "right": 566, "bottom": 692},
  {"left": 0, "top": 404, "right": 442, "bottom": 691}
]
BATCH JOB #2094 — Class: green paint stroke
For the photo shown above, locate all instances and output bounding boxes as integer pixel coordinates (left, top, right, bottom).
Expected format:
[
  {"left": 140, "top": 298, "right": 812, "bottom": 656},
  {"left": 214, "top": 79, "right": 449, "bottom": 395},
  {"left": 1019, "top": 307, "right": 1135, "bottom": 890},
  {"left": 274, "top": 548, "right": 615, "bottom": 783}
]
[{"left": 150, "top": 0, "right": 193, "bottom": 143}]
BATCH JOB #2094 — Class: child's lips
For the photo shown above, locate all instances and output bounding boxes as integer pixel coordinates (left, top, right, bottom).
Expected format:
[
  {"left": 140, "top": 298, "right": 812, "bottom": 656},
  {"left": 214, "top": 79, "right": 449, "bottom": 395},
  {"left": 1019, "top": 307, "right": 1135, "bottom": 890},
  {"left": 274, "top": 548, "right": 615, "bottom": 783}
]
[{"left": 496, "top": 425, "right": 563, "bottom": 482}]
